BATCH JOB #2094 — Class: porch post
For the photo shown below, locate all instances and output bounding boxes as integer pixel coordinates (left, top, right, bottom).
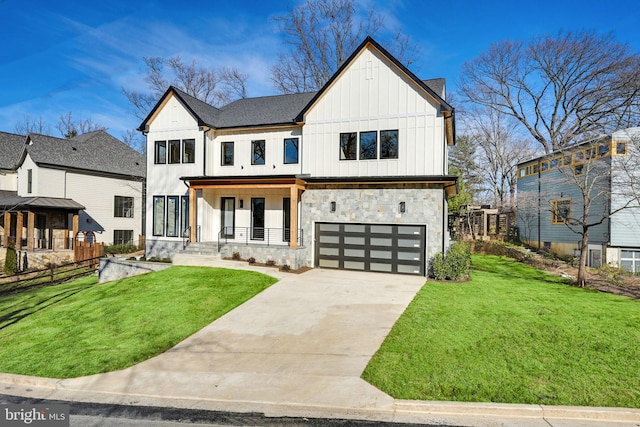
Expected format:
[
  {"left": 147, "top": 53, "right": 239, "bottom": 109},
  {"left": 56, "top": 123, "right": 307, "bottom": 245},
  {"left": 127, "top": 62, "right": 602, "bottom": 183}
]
[
  {"left": 289, "top": 185, "right": 298, "bottom": 249},
  {"left": 72, "top": 212, "right": 79, "bottom": 242},
  {"left": 3, "top": 211, "right": 12, "bottom": 247},
  {"left": 189, "top": 187, "right": 197, "bottom": 243},
  {"left": 15, "top": 212, "right": 23, "bottom": 249},
  {"left": 27, "top": 212, "right": 35, "bottom": 251}
]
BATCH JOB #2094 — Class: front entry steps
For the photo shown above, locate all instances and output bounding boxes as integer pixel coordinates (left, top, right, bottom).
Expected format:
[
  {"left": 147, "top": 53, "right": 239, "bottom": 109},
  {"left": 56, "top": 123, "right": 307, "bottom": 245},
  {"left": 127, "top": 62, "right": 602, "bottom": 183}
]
[{"left": 179, "top": 241, "right": 219, "bottom": 256}]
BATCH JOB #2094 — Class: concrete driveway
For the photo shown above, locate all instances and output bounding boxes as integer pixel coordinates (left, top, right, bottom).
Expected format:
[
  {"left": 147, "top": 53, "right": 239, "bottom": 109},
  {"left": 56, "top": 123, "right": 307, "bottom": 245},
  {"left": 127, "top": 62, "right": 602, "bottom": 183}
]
[{"left": 59, "top": 268, "right": 426, "bottom": 412}]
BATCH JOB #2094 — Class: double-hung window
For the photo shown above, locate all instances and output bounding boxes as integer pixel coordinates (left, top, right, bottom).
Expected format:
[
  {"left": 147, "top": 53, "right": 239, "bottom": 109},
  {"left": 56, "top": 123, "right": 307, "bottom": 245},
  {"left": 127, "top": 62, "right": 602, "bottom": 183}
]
[
  {"left": 114, "top": 196, "right": 134, "bottom": 218},
  {"left": 551, "top": 199, "right": 571, "bottom": 224}
]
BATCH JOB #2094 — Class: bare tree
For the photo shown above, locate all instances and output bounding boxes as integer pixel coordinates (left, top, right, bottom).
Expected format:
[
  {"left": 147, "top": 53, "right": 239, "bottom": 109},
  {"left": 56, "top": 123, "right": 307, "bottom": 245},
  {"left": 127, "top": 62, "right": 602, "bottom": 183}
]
[
  {"left": 449, "top": 134, "right": 482, "bottom": 202},
  {"left": 122, "top": 56, "right": 248, "bottom": 121},
  {"left": 467, "top": 109, "right": 536, "bottom": 209},
  {"left": 14, "top": 115, "right": 51, "bottom": 136},
  {"left": 121, "top": 129, "right": 146, "bottom": 154},
  {"left": 56, "top": 112, "right": 107, "bottom": 139},
  {"left": 459, "top": 30, "right": 640, "bottom": 154},
  {"left": 271, "top": 0, "right": 417, "bottom": 93}
]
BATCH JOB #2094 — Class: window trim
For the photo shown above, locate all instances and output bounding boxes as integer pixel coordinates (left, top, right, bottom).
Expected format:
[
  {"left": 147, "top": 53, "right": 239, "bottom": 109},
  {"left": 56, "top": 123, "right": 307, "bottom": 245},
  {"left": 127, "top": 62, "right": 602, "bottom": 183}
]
[
  {"left": 180, "top": 195, "right": 189, "bottom": 237},
  {"left": 166, "top": 196, "right": 179, "bottom": 237},
  {"left": 221, "top": 141, "right": 234, "bottom": 166},
  {"left": 182, "top": 139, "right": 195, "bottom": 164},
  {"left": 283, "top": 138, "right": 299, "bottom": 164},
  {"left": 154, "top": 141, "right": 166, "bottom": 164},
  {"left": 152, "top": 196, "right": 165, "bottom": 237},
  {"left": 114, "top": 195, "right": 134, "bottom": 218},
  {"left": 551, "top": 199, "right": 571, "bottom": 224},
  {"left": 380, "top": 129, "right": 399, "bottom": 159},
  {"left": 339, "top": 132, "right": 357, "bottom": 161},
  {"left": 251, "top": 140, "right": 266, "bottom": 165},
  {"left": 113, "top": 229, "right": 133, "bottom": 245},
  {"left": 168, "top": 139, "right": 181, "bottom": 164},
  {"left": 614, "top": 141, "right": 628, "bottom": 156}
]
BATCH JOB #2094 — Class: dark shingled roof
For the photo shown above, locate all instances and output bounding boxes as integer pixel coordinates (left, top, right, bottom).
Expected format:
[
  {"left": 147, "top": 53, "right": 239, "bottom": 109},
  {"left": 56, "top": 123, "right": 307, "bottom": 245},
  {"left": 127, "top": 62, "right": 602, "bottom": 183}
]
[
  {"left": 0, "top": 131, "right": 25, "bottom": 170},
  {"left": 423, "top": 78, "right": 446, "bottom": 100},
  {"left": 0, "top": 193, "right": 85, "bottom": 210},
  {"left": 24, "top": 130, "right": 145, "bottom": 178}
]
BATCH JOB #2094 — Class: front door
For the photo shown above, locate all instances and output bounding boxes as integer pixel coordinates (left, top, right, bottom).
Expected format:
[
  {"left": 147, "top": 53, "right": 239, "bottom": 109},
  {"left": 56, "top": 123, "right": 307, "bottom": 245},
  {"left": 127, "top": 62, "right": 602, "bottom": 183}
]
[
  {"left": 251, "top": 198, "right": 265, "bottom": 240},
  {"left": 221, "top": 197, "right": 235, "bottom": 238}
]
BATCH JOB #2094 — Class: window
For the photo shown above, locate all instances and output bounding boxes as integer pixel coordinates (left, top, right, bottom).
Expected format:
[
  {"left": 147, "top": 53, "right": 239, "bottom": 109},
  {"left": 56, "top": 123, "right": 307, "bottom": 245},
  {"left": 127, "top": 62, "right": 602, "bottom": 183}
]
[
  {"left": 284, "top": 138, "right": 299, "bottom": 164},
  {"left": 360, "top": 131, "right": 378, "bottom": 160},
  {"left": 221, "top": 142, "right": 234, "bottom": 166},
  {"left": 549, "top": 158, "right": 558, "bottom": 169},
  {"left": 168, "top": 140, "right": 180, "bottom": 164},
  {"left": 573, "top": 150, "right": 584, "bottom": 164},
  {"left": 114, "top": 196, "right": 134, "bottom": 218},
  {"left": 615, "top": 141, "right": 627, "bottom": 155},
  {"left": 552, "top": 199, "right": 571, "bottom": 224},
  {"left": 154, "top": 141, "right": 166, "bottom": 164},
  {"left": 598, "top": 143, "right": 611, "bottom": 157},
  {"left": 166, "top": 196, "right": 179, "bottom": 237},
  {"left": 585, "top": 147, "right": 596, "bottom": 160},
  {"left": 541, "top": 160, "right": 549, "bottom": 172},
  {"left": 340, "top": 132, "right": 357, "bottom": 160},
  {"left": 153, "top": 196, "right": 165, "bottom": 236},
  {"left": 113, "top": 230, "right": 133, "bottom": 245},
  {"left": 574, "top": 164, "right": 584, "bottom": 175},
  {"left": 380, "top": 130, "right": 399, "bottom": 159},
  {"left": 252, "top": 140, "right": 266, "bottom": 165},
  {"left": 182, "top": 139, "right": 195, "bottom": 163},
  {"left": 27, "top": 169, "right": 32, "bottom": 194},
  {"left": 620, "top": 250, "right": 640, "bottom": 275},
  {"left": 221, "top": 197, "right": 235, "bottom": 238},
  {"left": 181, "top": 196, "right": 189, "bottom": 237}
]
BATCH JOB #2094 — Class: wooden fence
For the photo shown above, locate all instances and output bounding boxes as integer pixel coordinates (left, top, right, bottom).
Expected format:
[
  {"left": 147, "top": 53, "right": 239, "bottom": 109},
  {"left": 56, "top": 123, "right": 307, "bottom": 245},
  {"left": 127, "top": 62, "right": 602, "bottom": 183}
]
[{"left": 74, "top": 241, "right": 105, "bottom": 263}]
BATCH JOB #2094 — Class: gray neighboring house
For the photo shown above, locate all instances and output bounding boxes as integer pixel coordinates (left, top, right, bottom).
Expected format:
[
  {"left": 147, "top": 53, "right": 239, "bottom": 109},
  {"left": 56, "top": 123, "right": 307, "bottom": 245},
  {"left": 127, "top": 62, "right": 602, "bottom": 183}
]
[
  {"left": 0, "top": 130, "right": 145, "bottom": 251},
  {"left": 516, "top": 126, "right": 640, "bottom": 273},
  {"left": 140, "top": 37, "right": 457, "bottom": 276}
]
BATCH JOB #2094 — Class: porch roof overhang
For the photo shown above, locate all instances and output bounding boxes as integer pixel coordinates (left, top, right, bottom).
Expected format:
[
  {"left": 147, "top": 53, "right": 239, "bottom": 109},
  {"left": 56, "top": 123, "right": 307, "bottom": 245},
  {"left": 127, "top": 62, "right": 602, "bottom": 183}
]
[
  {"left": 180, "top": 174, "right": 308, "bottom": 190},
  {"left": 0, "top": 193, "right": 85, "bottom": 212},
  {"left": 303, "top": 175, "right": 459, "bottom": 197}
]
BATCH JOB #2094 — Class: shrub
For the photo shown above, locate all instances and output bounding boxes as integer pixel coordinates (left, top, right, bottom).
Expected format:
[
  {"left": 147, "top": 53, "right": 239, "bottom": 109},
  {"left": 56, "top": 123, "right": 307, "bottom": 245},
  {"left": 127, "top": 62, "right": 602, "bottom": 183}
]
[
  {"left": 4, "top": 242, "right": 17, "bottom": 275},
  {"left": 430, "top": 241, "right": 471, "bottom": 281},
  {"left": 232, "top": 252, "right": 241, "bottom": 260},
  {"left": 105, "top": 244, "right": 139, "bottom": 255},
  {"left": 247, "top": 257, "right": 256, "bottom": 264},
  {"left": 281, "top": 264, "right": 291, "bottom": 272},
  {"left": 265, "top": 259, "right": 276, "bottom": 267}
]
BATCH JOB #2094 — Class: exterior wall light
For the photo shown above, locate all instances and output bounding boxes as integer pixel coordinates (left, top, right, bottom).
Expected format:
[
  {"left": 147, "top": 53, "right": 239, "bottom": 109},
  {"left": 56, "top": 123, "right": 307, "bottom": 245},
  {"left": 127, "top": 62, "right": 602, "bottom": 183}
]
[
  {"left": 399, "top": 202, "right": 406, "bottom": 213},
  {"left": 330, "top": 201, "right": 336, "bottom": 212}
]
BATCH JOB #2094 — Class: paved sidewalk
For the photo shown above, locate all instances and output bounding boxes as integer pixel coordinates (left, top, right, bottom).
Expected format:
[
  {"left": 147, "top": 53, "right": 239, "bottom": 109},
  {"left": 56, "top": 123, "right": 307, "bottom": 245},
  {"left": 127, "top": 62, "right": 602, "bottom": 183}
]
[{"left": 1, "top": 262, "right": 639, "bottom": 426}]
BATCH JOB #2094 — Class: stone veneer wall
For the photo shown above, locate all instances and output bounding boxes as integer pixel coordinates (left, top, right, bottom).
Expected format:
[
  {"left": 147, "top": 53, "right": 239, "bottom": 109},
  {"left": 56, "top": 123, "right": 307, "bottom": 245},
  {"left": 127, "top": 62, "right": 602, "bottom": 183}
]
[
  {"left": 299, "top": 185, "right": 447, "bottom": 269},
  {"left": 98, "top": 258, "right": 172, "bottom": 283},
  {"left": 145, "top": 239, "right": 183, "bottom": 259},
  {"left": 219, "top": 244, "right": 308, "bottom": 270}
]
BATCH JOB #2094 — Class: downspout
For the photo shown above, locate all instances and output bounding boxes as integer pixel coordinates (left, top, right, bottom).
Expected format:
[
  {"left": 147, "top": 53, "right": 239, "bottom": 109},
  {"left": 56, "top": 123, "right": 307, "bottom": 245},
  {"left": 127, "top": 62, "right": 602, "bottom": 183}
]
[{"left": 537, "top": 165, "right": 541, "bottom": 249}]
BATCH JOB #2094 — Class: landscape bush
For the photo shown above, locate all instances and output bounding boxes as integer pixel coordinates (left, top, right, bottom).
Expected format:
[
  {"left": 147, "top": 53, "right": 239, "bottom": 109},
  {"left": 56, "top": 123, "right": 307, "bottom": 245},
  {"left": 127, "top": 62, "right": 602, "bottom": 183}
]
[
  {"left": 430, "top": 241, "right": 471, "bottom": 281},
  {"left": 105, "top": 244, "right": 140, "bottom": 255},
  {"left": 3, "top": 242, "right": 17, "bottom": 275}
]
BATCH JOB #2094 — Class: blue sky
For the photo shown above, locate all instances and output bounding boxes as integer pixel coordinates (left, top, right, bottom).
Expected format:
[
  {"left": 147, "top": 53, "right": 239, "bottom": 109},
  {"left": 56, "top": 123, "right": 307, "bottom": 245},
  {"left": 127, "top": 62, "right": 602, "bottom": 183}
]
[{"left": 1, "top": 0, "right": 639, "bottom": 142}]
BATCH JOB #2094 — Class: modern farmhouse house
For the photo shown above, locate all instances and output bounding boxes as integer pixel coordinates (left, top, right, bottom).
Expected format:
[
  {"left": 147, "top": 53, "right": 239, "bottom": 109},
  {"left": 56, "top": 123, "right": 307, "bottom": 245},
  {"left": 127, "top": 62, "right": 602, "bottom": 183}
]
[
  {"left": 516, "top": 126, "right": 640, "bottom": 273},
  {"left": 0, "top": 130, "right": 145, "bottom": 250},
  {"left": 139, "top": 37, "right": 457, "bottom": 275}
]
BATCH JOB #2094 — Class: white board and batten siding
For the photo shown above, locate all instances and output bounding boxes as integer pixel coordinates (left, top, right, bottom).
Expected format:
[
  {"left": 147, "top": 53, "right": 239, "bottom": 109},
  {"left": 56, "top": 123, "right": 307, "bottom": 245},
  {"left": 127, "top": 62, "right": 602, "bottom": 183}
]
[
  {"left": 209, "top": 127, "right": 303, "bottom": 177},
  {"left": 303, "top": 46, "right": 446, "bottom": 178}
]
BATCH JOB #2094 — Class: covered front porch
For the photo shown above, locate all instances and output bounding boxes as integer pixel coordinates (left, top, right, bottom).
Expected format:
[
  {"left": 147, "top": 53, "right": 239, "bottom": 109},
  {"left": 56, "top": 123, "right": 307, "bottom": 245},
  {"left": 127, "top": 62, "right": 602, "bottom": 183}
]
[
  {"left": 182, "top": 175, "right": 308, "bottom": 266},
  {"left": 0, "top": 194, "right": 84, "bottom": 251}
]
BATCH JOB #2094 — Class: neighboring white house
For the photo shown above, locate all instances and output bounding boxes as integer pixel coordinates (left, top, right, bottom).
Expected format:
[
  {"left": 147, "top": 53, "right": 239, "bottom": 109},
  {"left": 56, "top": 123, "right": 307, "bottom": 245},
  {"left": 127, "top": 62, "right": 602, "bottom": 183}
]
[
  {"left": 0, "top": 130, "right": 146, "bottom": 250},
  {"left": 139, "top": 37, "right": 457, "bottom": 275},
  {"left": 0, "top": 131, "right": 22, "bottom": 192}
]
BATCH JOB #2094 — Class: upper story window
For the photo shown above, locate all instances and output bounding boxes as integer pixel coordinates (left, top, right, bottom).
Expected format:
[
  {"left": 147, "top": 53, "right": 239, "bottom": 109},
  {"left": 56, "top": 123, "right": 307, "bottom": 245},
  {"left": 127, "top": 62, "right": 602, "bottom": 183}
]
[
  {"left": 284, "top": 138, "right": 299, "bottom": 164},
  {"left": 222, "top": 142, "right": 234, "bottom": 166},
  {"left": 114, "top": 196, "right": 134, "bottom": 218},
  {"left": 380, "top": 130, "right": 399, "bottom": 159},
  {"left": 615, "top": 141, "right": 627, "bottom": 155},
  {"left": 168, "top": 140, "right": 180, "bottom": 164},
  {"left": 154, "top": 141, "right": 166, "bottom": 164},
  {"left": 252, "top": 140, "right": 266, "bottom": 165},
  {"left": 340, "top": 132, "right": 357, "bottom": 160},
  {"left": 360, "top": 131, "right": 378, "bottom": 160},
  {"left": 27, "top": 169, "right": 32, "bottom": 194},
  {"left": 182, "top": 139, "right": 195, "bottom": 163}
]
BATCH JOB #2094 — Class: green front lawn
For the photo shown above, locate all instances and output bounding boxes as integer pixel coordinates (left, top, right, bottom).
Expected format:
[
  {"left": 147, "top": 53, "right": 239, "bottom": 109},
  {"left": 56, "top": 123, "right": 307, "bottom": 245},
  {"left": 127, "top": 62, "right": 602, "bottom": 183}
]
[
  {"left": 0, "top": 267, "right": 277, "bottom": 378},
  {"left": 363, "top": 254, "right": 640, "bottom": 408}
]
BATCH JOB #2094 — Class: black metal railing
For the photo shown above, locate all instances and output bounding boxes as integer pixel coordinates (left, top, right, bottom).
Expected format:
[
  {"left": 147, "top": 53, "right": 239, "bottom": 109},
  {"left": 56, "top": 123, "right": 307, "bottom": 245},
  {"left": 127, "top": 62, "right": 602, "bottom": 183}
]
[{"left": 218, "top": 227, "right": 303, "bottom": 251}]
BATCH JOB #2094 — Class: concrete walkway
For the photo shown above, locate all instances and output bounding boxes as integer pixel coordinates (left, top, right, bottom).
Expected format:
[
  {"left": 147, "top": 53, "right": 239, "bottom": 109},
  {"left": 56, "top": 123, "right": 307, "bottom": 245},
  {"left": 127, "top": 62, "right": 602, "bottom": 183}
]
[{"left": 1, "top": 260, "right": 639, "bottom": 426}]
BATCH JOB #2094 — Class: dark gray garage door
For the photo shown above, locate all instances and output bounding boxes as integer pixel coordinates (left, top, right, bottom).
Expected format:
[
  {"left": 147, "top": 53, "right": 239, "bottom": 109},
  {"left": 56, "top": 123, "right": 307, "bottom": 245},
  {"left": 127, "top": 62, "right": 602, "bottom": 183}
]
[{"left": 315, "top": 223, "right": 426, "bottom": 275}]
